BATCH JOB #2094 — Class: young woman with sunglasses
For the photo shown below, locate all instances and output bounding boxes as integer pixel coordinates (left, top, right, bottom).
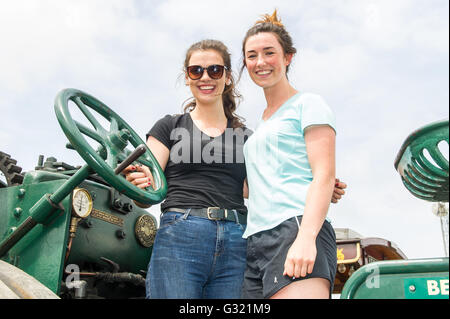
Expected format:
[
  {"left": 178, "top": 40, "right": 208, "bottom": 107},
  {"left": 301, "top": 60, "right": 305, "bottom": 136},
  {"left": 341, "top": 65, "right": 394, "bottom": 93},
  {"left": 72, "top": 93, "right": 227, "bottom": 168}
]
[
  {"left": 240, "top": 10, "right": 339, "bottom": 299},
  {"left": 124, "top": 39, "right": 346, "bottom": 299},
  {"left": 124, "top": 39, "right": 250, "bottom": 298}
]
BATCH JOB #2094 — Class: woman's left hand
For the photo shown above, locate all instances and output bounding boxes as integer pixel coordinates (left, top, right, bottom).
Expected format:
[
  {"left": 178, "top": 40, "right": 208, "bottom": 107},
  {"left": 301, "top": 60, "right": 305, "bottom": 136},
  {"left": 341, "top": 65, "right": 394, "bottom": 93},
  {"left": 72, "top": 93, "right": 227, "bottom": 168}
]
[
  {"left": 283, "top": 235, "right": 317, "bottom": 278},
  {"left": 332, "top": 178, "right": 347, "bottom": 203}
]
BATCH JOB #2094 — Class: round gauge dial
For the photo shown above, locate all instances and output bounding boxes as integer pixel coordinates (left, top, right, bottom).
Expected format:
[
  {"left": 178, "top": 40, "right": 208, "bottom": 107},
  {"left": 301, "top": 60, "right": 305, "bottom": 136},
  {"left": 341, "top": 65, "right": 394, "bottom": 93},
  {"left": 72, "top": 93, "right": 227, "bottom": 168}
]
[{"left": 72, "top": 188, "right": 93, "bottom": 218}]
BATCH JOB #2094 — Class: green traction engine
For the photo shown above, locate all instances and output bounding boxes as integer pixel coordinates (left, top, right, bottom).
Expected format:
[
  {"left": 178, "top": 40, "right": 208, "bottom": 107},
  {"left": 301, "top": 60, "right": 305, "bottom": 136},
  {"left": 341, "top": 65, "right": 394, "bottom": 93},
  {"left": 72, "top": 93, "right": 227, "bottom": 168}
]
[{"left": 0, "top": 89, "right": 167, "bottom": 298}]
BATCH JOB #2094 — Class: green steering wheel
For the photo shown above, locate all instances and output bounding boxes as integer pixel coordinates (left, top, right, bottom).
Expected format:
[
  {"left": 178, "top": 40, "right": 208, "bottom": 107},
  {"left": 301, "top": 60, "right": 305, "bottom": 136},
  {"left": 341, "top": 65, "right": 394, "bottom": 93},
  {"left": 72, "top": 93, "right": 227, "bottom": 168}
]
[{"left": 54, "top": 88, "right": 167, "bottom": 205}]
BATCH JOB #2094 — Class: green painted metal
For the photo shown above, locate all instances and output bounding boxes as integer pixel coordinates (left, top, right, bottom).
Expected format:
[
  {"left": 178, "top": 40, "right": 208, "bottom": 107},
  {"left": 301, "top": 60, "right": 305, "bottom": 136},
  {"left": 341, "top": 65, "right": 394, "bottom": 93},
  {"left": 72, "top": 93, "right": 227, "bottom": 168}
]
[
  {"left": 394, "top": 119, "right": 449, "bottom": 202},
  {"left": 54, "top": 88, "right": 167, "bottom": 205},
  {"left": 403, "top": 276, "right": 449, "bottom": 299},
  {"left": 0, "top": 169, "right": 156, "bottom": 295},
  {"left": 66, "top": 181, "right": 154, "bottom": 274},
  {"left": 0, "top": 165, "right": 92, "bottom": 257},
  {"left": 0, "top": 176, "right": 71, "bottom": 294},
  {"left": 340, "top": 258, "right": 449, "bottom": 299}
]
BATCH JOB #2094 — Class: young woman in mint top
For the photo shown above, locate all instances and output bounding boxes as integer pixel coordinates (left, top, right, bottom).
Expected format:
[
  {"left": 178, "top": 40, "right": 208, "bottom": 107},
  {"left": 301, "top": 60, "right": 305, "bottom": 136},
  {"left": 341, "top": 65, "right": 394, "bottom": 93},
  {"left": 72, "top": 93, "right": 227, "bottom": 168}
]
[{"left": 241, "top": 11, "right": 338, "bottom": 299}]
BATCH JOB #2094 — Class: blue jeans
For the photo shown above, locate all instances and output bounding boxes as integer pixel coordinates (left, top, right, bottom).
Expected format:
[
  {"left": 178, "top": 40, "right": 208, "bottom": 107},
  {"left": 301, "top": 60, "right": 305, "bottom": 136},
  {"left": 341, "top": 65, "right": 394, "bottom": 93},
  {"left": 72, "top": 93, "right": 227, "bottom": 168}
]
[{"left": 146, "top": 211, "right": 247, "bottom": 299}]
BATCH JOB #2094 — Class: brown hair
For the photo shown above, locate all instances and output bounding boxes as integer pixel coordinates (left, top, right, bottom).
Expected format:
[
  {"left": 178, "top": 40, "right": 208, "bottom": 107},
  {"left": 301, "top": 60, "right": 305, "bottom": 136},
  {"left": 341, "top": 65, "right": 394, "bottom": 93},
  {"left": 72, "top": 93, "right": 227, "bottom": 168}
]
[
  {"left": 183, "top": 39, "right": 245, "bottom": 129},
  {"left": 240, "top": 9, "right": 297, "bottom": 77}
]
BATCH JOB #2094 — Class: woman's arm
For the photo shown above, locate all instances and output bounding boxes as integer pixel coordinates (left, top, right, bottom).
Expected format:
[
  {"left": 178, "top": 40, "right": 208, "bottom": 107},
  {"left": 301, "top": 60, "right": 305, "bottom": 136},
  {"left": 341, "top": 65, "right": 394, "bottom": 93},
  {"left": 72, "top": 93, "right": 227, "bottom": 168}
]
[
  {"left": 146, "top": 136, "right": 170, "bottom": 171},
  {"left": 283, "top": 125, "right": 336, "bottom": 278}
]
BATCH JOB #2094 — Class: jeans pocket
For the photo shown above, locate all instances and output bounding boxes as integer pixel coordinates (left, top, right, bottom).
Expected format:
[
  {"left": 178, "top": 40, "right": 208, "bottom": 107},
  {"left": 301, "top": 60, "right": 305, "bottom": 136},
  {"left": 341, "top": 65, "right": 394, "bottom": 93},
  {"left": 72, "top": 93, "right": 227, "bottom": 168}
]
[{"left": 158, "top": 212, "right": 184, "bottom": 230}]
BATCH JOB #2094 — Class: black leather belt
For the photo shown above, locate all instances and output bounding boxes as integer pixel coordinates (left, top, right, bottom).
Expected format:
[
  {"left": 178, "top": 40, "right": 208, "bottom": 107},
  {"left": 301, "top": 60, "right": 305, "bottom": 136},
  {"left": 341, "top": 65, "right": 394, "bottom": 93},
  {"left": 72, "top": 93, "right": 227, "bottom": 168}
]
[{"left": 164, "top": 207, "right": 247, "bottom": 225}]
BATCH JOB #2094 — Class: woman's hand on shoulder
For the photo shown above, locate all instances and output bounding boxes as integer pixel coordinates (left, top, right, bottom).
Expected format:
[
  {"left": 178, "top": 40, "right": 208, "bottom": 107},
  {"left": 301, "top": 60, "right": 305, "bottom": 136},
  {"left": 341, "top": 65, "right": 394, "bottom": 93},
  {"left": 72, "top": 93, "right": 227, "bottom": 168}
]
[{"left": 332, "top": 178, "right": 347, "bottom": 203}]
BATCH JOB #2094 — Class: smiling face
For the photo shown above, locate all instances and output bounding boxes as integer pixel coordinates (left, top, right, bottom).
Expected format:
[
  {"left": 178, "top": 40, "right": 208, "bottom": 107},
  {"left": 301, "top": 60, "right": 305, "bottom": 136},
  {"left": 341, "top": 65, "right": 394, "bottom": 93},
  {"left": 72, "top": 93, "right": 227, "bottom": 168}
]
[
  {"left": 244, "top": 32, "right": 293, "bottom": 90},
  {"left": 185, "top": 49, "right": 230, "bottom": 106}
]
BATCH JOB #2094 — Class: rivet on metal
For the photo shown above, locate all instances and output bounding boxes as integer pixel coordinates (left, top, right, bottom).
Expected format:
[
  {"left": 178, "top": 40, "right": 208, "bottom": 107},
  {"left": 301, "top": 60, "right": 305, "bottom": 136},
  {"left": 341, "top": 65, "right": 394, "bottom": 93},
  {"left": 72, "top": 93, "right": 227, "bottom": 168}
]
[
  {"left": 13, "top": 207, "right": 23, "bottom": 218},
  {"left": 18, "top": 188, "right": 26, "bottom": 197}
]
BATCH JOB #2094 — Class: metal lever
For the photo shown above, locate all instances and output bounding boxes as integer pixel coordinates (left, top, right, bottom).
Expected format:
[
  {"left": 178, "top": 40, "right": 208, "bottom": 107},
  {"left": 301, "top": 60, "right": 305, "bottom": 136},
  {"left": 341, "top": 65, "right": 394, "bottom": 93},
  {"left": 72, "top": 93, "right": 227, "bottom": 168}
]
[{"left": 114, "top": 144, "right": 147, "bottom": 175}]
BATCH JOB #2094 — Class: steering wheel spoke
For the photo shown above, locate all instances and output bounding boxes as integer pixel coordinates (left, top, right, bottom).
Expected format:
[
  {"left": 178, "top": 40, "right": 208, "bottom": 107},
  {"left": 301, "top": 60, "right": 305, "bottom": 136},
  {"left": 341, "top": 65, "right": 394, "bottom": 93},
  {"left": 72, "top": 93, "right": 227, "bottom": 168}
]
[
  {"left": 74, "top": 120, "right": 105, "bottom": 144},
  {"left": 109, "top": 117, "right": 120, "bottom": 134},
  {"left": 73, "top": 97, "right": 107, "bottom": 135},
  {"left": 105, "top": 146, "right": 119, "bottom": 170}
]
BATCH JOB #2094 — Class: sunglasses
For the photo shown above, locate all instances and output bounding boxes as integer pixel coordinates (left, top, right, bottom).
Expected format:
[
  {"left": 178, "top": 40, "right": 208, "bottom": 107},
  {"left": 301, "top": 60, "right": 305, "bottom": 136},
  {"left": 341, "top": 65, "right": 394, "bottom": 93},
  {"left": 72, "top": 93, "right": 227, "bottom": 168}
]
[{"left": 186, "top": 64, "right": 228, "bottom": 80}]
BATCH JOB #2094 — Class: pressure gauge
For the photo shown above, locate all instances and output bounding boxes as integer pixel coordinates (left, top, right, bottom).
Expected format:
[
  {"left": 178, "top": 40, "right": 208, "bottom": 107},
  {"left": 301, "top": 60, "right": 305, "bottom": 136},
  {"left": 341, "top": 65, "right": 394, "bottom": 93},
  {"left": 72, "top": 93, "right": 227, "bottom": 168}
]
[{"left": 72, "top": 188, "right": 93, "bottom": 218}]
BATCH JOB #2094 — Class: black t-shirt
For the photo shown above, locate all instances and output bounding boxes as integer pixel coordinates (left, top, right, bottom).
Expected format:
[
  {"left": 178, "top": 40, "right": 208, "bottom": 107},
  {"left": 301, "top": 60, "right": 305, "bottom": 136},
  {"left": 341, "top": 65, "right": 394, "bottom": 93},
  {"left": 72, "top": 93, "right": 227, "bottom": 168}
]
[{"left": 147, "top": 113, "right": 253, "bottom": 213}]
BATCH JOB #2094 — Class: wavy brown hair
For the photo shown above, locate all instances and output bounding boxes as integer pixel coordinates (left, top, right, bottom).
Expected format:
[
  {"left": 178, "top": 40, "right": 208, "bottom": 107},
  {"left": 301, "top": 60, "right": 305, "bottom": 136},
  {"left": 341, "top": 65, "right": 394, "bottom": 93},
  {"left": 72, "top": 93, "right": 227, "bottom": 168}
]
[{"left": 183, "top": 39, "right": 245, "bottom": 129}]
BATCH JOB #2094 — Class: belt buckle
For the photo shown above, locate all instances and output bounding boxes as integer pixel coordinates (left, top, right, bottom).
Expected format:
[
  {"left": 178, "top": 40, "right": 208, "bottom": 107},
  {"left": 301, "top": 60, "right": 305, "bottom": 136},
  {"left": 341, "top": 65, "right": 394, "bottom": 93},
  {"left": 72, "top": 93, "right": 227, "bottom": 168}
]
[{"left": 207, "top": 207, "right": 226, "bottom": 220}]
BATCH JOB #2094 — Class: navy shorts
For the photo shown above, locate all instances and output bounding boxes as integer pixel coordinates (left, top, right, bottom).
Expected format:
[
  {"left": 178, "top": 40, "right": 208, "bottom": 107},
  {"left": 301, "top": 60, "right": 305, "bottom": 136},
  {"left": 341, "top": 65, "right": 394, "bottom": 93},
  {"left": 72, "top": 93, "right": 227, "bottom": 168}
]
[{"left": 242, "top": 216, "right": 337, "bottom": 298}]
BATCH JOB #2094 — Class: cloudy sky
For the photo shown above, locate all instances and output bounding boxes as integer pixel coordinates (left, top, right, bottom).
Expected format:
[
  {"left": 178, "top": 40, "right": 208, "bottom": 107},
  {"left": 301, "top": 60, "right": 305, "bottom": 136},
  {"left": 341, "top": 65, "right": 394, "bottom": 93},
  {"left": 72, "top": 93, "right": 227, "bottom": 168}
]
[{"left": 1, "top": 0, "right": 448, "bottom": 259}]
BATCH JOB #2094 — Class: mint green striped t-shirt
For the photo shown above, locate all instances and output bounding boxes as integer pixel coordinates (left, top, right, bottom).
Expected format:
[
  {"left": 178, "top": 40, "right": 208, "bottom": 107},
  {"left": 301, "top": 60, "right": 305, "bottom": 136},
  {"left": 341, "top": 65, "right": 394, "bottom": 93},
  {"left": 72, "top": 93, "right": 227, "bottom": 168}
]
[{"left": 242, "top": 92, "right": 336, "bottom": 239}]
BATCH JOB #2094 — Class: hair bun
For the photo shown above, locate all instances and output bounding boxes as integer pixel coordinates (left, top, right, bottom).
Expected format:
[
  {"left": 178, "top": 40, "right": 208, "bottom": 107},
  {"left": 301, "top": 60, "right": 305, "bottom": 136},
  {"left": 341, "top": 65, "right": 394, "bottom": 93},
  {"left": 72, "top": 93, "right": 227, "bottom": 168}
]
[{"left": 255, "top": 9, "right": 284, "bottom": 27}]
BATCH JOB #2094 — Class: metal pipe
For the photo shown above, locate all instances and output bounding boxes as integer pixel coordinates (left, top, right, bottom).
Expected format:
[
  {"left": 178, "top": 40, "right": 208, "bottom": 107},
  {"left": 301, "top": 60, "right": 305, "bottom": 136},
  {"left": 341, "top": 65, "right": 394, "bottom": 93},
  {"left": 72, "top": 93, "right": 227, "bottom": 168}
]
[{"left": 0, "top": 217, "right": 37, "bottom": 257}]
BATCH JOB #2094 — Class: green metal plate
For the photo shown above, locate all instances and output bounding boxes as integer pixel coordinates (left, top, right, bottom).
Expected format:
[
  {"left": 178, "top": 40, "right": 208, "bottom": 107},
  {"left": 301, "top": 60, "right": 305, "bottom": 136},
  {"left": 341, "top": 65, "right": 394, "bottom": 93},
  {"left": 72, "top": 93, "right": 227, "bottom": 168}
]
[
  {"left": 341, "top": 258, "right": 449, "bottom": 299},
  {"left": 404, "top": 276, "right": 449, "bottom": 299},
  {"left": 0, "top": 178, "right": 71, "bottom": 294}
]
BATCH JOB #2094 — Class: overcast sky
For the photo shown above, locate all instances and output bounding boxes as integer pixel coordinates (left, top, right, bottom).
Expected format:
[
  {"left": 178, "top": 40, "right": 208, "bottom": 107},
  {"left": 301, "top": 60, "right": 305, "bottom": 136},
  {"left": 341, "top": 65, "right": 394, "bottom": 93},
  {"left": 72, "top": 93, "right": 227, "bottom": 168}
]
[{"left": 1, "top": 0, "right": 448, "bottom": 259}]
